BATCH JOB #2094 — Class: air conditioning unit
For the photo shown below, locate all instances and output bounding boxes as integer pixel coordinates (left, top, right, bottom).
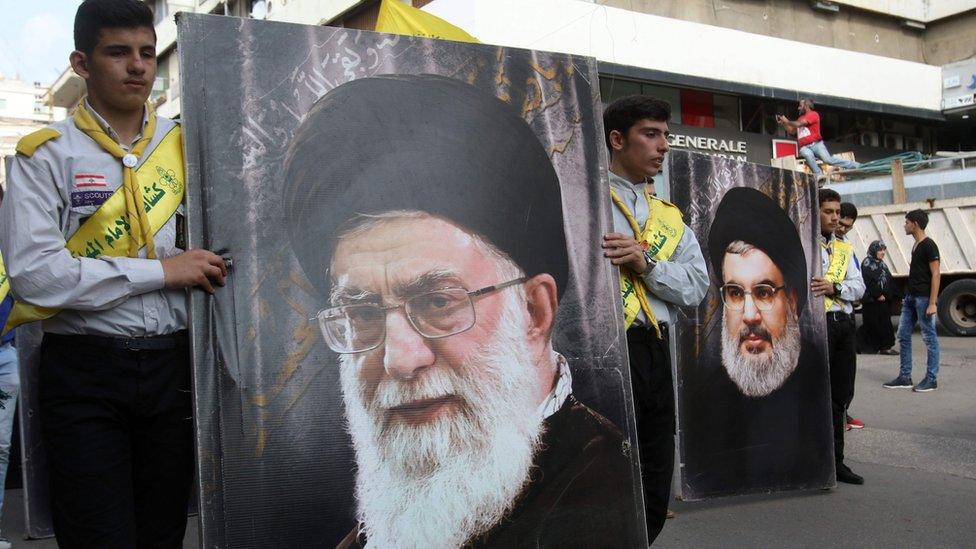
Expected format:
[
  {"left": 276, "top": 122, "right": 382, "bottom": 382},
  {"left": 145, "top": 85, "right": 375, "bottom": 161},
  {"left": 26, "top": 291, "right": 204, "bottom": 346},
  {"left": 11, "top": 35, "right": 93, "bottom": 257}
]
[
  {"left": 859, "top": 132, "right": 879, "bottom": 147},
  {"left": 884, "top": 133, "right": 904, "bottom": 150}
]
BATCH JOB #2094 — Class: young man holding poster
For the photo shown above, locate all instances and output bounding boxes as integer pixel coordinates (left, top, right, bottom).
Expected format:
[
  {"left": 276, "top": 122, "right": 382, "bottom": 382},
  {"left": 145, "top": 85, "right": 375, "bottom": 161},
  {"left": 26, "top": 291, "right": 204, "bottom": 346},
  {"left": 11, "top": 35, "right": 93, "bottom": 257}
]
[
  {"left": 0, "top": 0, "right": 226, "bottom": 545},
  {"left": 811, "top": 189, "right": 865, "bottom": 485},
  {"left": 602, "top": 96, "right": 709, "bottom": 542}
]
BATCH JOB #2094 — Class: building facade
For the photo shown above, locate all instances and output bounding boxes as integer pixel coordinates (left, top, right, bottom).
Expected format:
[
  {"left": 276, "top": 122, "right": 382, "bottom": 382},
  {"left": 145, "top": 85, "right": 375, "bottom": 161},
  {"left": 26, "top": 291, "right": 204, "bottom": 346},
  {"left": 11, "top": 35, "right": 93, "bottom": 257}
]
[
  {"left": 47, "top": 0, "right": 976, "bottom": 161},
  {"left": 0, "top": 75, "right": 67, "bottom": 189}
]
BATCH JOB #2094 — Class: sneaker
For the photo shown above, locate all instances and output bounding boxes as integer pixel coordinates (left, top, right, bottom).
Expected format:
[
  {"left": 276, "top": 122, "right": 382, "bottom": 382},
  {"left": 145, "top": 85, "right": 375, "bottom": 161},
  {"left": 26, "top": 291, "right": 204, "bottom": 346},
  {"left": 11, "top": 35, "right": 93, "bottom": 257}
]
[
  {"left": 883, "top": 376, "right": 913, "bottom": 389},
  {"left": 836, "top": 463, "right": 864, "bottom": 485},
  {"left": 0, "top": 535, "right": 11, "bottom": 549},
  {"left": 666, "top": 509, "right": 677, "bottom": 519},
  {"left": 913, "top": 378, "right": 938, "bottom": 392},
  {"left": 879, "top": 348, "right": 899, "bottom": 355},
  {"left": 848, "top": 418, "right": 865, "bottom": 429}
]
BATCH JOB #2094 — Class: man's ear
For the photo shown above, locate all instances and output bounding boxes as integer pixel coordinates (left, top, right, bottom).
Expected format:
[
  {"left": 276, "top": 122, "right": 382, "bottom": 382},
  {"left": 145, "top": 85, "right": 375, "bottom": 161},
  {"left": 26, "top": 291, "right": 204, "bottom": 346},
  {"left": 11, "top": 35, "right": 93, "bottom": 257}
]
[
  {"left": 70, "top": 50, "right": 90, "bottom": 80},
  {"left": 609, "top": 129, "right": 626, "bottom": 152},
  {"left": 522, "top": 273, "right": 558, "bottom": 344}
]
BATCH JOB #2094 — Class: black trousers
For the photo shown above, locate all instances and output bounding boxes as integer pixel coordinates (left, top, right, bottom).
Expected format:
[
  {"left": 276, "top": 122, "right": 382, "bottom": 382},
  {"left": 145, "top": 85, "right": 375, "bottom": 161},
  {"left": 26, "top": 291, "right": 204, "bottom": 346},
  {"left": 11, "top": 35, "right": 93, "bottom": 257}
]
[
  {"left": 626, "top": 325, "right": 674, "bottom": 546},
  {"left": 857, "top": 301, "right": 895, "bottom": 354},
  {"left": 827, "top": 315, "right": 856, "bottom": 465},
  {"left": 39, "top": 333, "right": 194, "bottom": 549}
]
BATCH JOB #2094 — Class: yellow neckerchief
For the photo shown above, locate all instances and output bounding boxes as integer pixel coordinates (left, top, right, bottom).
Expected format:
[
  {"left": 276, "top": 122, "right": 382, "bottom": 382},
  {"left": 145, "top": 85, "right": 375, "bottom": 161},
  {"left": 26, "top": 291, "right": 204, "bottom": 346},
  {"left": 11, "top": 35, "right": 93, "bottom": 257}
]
[
  {"left": 2, "top": 125, "right": 185, "bottom": 335},
  {"left": 609, "top": 185, "right": 684, "bottom": 337},
  {"left": 73, "top": 101, "right": 158, "bottom": 258},
  {"left": 822, "top": 238, "right": 853, "bottom": 310}
]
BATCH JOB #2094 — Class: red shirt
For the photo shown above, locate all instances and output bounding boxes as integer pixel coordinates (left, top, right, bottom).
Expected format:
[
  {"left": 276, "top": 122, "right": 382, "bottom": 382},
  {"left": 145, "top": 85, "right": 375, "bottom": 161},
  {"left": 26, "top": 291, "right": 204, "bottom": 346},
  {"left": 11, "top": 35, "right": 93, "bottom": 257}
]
[{"left": 796, "top": 111, "right": 822, "bottom": 147}]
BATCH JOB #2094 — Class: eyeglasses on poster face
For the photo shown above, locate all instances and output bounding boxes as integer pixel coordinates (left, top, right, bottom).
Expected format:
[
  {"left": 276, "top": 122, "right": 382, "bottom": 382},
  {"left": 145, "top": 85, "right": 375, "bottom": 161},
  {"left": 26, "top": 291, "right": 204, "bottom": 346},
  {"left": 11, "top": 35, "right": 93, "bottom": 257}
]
[
  {"left": 313, "top": 277, "right": 527, "bottom": 354},
  {"left": 720, "top": 283, "right": 786, "bottom": 312}
]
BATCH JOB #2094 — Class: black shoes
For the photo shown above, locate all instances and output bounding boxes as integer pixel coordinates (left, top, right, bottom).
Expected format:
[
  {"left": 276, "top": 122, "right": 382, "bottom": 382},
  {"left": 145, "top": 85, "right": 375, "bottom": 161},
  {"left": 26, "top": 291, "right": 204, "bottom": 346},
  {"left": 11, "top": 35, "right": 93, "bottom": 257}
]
[
  {"left": 883, "top": 375, "right": 913, "bottom": 389},
  {"left": 836, "top": 463, "right": 864, "bottom": 485},
  {"left": 913, "top": 377, "right": 938, "bottom": 392}
]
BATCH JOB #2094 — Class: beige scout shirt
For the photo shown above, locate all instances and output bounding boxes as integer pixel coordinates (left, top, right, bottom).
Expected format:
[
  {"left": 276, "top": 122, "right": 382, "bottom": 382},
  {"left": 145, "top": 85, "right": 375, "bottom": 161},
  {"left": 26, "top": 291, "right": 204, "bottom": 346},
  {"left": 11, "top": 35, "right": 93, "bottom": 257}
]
[{"left": 0, "top": 104, "right": 187, "bottom": 336}]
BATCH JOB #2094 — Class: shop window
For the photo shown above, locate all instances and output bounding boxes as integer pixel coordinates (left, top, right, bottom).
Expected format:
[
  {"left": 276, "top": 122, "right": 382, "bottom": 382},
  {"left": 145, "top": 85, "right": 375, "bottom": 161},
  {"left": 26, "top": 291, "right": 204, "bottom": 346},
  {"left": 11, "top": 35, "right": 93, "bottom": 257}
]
[
  {"left": 639, "top": 84, "right": 681, "bottom": 124},
  {"left": 713, "top": 93, "right": 739, "bottom": 131},
  {"left": 680, "top": 89, "right": 713, "bottom": 128},
  {"left": 599, "top": 77, "right": 641, "bottom": 107}
]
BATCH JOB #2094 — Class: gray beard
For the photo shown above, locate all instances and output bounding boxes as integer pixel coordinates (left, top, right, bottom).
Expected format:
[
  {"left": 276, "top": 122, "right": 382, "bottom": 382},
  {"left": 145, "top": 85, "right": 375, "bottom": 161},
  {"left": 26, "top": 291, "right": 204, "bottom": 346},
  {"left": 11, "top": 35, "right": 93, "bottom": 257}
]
[
  {"left": 340, "top": 293, "right": 545, "bottom": 548},
  {"left": 720, "top": 312, "right": 802, "bottom": 398}
]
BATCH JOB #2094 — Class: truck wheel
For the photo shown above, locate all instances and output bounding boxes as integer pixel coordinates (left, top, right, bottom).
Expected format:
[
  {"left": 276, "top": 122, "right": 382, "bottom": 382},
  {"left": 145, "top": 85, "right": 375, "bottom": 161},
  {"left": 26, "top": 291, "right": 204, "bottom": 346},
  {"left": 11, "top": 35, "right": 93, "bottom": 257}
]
[{"left": 938, "top": 279, "right": 976, "bottom": 336}]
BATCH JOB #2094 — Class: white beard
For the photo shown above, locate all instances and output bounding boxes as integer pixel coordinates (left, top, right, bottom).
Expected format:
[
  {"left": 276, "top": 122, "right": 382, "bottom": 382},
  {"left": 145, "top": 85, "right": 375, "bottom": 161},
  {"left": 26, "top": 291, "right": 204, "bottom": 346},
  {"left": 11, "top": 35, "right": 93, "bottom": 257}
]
[
  {"left": 720, "top": 310, "right": 802, "bottom": 398},
  {"left": 340, "top": 292, "right": 545, "bottom": 548}
]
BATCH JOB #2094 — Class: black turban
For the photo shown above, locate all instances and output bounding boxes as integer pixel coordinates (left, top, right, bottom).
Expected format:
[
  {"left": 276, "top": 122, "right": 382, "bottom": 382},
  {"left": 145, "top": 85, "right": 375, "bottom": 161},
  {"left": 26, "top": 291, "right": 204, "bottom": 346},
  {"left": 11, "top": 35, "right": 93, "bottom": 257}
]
[
  {"left": 281, "top": 74, "right": 568, "bottom": 300},
  {"left": 707, "top": 187, "right": 808, "bottom": 313}
]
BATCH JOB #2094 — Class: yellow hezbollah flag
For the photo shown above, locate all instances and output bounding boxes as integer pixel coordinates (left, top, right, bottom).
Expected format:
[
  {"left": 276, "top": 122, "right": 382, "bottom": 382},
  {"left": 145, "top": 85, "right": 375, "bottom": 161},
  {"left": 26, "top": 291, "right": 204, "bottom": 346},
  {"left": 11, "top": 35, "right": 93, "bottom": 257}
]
[{"left": 375, "top": 0, "right": 479, "bottom": 43}]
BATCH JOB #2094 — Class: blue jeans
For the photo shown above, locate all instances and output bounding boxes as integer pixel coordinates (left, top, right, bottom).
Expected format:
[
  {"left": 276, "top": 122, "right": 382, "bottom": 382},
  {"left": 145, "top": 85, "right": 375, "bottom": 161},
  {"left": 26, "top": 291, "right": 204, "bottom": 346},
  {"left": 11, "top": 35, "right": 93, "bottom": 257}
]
[
  {"left": 898, "top": 294, "right": 940, "bottom": 381},
  {"left": 0, "top": 342, "right": 20, "bottom": 520},
  {"left": 799, "top": 140, "right": 860, "bottom": 175}
]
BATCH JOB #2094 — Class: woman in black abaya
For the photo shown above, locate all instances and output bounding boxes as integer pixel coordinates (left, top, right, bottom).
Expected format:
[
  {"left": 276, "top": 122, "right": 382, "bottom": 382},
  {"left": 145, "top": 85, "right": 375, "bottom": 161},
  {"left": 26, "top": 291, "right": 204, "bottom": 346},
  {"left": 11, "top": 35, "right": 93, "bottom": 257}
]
[{"left": 857, "top": 240, "right": 898, "bottom": 354}]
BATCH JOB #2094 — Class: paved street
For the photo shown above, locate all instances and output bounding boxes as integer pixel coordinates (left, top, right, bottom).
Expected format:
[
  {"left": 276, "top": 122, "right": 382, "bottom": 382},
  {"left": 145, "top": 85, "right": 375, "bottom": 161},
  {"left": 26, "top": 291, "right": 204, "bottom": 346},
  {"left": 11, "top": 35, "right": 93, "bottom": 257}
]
[
  {"left": 1, "top": 328, "right": 972, "bottom": 548},
  {"left": 659, "top": 327, "right": 976, "bottom": 548}
]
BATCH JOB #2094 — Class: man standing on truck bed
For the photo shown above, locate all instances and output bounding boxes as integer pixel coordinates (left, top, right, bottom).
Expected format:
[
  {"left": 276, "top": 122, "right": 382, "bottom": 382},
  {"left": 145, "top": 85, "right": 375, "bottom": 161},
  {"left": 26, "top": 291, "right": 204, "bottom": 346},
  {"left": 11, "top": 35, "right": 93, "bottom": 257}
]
[
  {"left": 777, "top": 99, "right": 860, "bottom": 179},
  {"left": 884, "top": 209, "right": 941, "bottom": 393}
]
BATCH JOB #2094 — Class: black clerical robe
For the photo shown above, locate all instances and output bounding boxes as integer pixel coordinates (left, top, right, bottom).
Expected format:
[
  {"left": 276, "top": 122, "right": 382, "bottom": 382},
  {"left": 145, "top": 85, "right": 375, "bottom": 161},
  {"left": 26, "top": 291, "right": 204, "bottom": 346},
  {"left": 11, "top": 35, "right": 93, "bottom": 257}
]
[{"left": 677, "top": 338, "right": 835, "bottom": 499}]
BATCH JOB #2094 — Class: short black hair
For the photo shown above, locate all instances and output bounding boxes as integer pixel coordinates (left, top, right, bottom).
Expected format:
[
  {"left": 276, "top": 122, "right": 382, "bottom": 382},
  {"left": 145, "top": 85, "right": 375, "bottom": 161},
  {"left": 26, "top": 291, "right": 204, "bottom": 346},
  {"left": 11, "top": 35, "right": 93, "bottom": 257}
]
[
  {"left": 74, "top": 0, "right": 155, "bottom": 54},
  {"left": 818, "top": 188, "right": 841, "bottom": 206},
  {"left": 905, "top": 209, "right": 929, "bottom": 229},
  {"left": 603, "top": 95, "right": 671, "bottom": 152},
  {"left": 840, "top": 202, "right": 858, "bottom": 221}
]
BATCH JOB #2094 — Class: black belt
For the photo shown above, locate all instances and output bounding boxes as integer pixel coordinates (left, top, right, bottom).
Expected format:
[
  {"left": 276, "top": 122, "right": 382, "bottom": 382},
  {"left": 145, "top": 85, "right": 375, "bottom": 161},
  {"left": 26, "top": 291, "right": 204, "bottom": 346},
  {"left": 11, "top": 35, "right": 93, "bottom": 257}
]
[
  {"left": 44, "top": 330, "right": 188, "bottom": 351},
  {"left": 826, "top": 311, "right": 852, "bottom": 323}
]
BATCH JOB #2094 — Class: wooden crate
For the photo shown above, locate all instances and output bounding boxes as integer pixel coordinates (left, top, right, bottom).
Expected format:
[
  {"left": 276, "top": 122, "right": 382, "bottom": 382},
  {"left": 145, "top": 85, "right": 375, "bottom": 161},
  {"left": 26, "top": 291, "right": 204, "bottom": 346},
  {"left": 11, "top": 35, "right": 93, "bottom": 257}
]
[{"left": 794, "top": 151, "right": 857, "bottom": 179}]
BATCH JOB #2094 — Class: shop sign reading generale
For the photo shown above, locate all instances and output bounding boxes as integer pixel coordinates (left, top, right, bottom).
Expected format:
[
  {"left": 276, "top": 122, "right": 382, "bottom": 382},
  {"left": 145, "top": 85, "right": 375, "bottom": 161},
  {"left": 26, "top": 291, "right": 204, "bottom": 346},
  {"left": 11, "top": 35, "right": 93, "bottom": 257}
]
[
  {"left": 668, "top": 133, "right": 748, "bottom": 161},
  {"left": 665, "top": 124, "right": 774, "bottom": 164}
]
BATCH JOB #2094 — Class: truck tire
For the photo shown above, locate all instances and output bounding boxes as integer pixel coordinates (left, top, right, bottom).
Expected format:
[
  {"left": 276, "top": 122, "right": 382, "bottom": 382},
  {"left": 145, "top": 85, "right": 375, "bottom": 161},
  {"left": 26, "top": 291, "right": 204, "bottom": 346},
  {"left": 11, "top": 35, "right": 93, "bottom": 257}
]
[{"left": 938, "top": 279, "right": 976, "bottom": 337}]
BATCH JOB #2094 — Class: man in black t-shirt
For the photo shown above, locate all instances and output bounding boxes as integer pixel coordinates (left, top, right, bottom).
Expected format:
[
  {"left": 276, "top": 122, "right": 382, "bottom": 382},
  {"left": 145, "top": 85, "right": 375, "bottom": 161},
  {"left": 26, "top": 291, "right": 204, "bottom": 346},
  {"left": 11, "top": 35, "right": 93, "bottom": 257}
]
[{"left": 884, "top": 209, "right": 941, "bottom": 392}]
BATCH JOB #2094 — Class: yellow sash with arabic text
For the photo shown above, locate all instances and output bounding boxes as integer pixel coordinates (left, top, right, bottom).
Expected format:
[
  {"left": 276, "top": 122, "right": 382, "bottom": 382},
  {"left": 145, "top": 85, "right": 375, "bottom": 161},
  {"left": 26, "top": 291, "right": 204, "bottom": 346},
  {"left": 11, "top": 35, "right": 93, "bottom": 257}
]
[
  {"left": 610, "top": 188, "right": 684, "bottom": 336},
  {"left": 2, "top": 126, "right": 185, "bottom": 334},
  {"left": 823, "top": 239, "right": 853, "bottom": 310}
]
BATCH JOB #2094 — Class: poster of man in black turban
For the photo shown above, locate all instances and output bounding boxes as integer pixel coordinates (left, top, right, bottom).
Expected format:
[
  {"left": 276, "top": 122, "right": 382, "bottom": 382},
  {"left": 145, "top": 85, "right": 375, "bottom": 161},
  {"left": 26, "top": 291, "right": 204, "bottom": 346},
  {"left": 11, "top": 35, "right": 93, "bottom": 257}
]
[
  {"left": 176, "top": 14, "right": 645, "bottom": 547},
  {"left": 663, "top": 151, "right": 835, "bottom": 500}
]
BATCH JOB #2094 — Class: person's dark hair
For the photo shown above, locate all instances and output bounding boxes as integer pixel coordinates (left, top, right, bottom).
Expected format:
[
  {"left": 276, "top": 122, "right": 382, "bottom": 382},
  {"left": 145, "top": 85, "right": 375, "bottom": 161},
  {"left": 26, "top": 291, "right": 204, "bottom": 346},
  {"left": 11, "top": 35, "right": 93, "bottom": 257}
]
[
  {"left": 74, "top": 0, "right": 155, "bottom": 54},
  {"left": 905, "top": 209, "right": 929, "bottom": 230},
  {"left": 603, "top": 95, "right": 671, "bottom": 152},
  {"left": 818, "top": 188, "right": 841, "bottom": 206},
  {"left": 840, "top": 202, "right": 858, "bottom": 221}
]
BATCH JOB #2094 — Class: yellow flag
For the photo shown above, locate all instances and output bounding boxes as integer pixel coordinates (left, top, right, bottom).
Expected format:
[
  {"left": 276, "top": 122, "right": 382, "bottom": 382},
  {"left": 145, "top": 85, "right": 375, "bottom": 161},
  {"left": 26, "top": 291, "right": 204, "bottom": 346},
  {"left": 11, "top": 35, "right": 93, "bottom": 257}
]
[{"left": 376, "top": 0, "right": 479, "bottom": 43}]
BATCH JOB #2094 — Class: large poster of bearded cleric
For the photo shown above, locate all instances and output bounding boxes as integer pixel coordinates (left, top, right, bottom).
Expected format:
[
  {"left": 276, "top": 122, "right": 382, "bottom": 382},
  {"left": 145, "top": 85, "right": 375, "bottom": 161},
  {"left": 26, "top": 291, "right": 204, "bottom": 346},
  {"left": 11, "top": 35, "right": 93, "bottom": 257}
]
[
  {"left": 177, "top": 13, "right": 645, "bottom": 548},
  {"left": 664, "top": 151, "right": 834, "bottom": 500}
]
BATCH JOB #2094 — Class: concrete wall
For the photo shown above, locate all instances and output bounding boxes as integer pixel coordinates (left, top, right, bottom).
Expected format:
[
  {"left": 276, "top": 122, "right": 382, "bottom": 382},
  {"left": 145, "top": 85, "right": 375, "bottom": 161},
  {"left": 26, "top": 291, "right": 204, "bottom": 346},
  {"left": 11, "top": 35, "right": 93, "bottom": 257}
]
[
  {"left": 426, "top": 0, "right": 943, "bottom": 112},
  {"left": 924, "top": 10, "right": 976, "bottom": 66},
  {"left": 599, "top": 0, "right": 976, "bottom": 67},
  {"left": 600, "top": 0, "right": 927, "bottom": 62}
]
